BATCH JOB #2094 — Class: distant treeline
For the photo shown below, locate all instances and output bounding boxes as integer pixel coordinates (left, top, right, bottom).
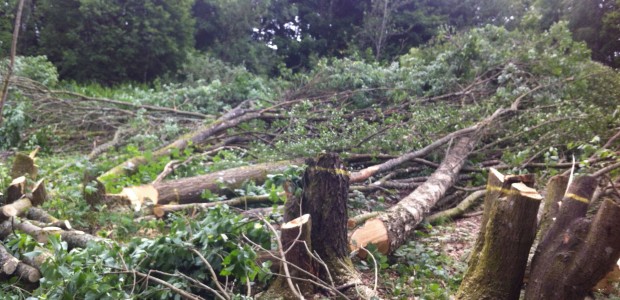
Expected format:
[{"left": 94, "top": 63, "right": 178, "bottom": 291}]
[{"left": 1, "top": 0, "right": 618, "bottom": 84}]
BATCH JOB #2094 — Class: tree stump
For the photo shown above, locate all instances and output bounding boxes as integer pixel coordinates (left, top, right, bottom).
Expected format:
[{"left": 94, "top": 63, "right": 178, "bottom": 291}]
[
  {"left": 300, "top": 154, "right": 354, "bottom": 285},
  {"left": 524, "top": 176, "right": 620, "bottom": 299},
  {"left": 456, "top": 168, "right": 542, "bottom": 300}
]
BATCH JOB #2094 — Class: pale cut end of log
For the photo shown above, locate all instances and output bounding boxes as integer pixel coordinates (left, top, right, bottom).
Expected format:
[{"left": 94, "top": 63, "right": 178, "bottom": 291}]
[
  {"left": 31, "top": 179, "right": 47, "bottom": 206},
  {"left": 511, "top": 182, "right": 543, "bottom": 200},
  {"left": 120, "top": 185, "right": 159, "bottom": 211},
  {"left": 6, "top": 176, "right": 26, "bottom": 204},
  {"left": 350, "top": 218, "right": 389, "bottom": 257},
  {"left": 490, "top": 168, "right": 505, "bottom": 182},
  {"left": 2, "top": 257, "right": 19, "bottom": 275},
  {"left": 282, "top": 214, "right": 310, "bottom": 229}
]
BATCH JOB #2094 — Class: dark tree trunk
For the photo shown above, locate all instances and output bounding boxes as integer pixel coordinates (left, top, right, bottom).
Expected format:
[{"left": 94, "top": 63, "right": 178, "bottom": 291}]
[
  {"left": 301, "top": 153, "right": 353, "bottom": 283},
  {"left": 524, "top": 176, "right": 620, "bottom": 300},
  {"left": 456, "top": 168, "right": 542, "bottom": 300}
]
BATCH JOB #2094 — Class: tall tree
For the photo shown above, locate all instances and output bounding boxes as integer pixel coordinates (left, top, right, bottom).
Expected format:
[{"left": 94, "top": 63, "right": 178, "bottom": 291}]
[
  {"left": 30, "top": 0, "right": 195, "bottom": 83},
  {"left": 193, "top": 0, "right": 280, "bottom": 75}
]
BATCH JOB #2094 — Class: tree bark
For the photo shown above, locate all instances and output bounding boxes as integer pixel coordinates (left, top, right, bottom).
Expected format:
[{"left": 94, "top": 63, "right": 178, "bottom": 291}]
[
  {"left": 301, "top": 154, "right": 353, "bottom": 284},
  {"left": 26, "top": 207, "right": 72, "bottom": 230},
  {"left": 349, "top": 126, "right": 478, "bottom": 183},
  {"left": 111, "top": 160, "right": 301, "bottom": 210},
  {"left": 537, "top": 174, "right": 569, "bottom": 237},
  {"left": 350, "top": 135, "right": 478, "bottom": 254},
  {"left": 260, "top": 214, "right": 316, "bottom": 299},
  {"left": 456, "top": 169, "right": 542, "bottom": 300},
  {"left": 524, "top": 176, "right": 619, "bottom": 300},
  {"left": 5, "top": 176, "right": 25, "bottom": 204},
  {"left": 0, "top": 244, "right": 18, "bottom": 275}
]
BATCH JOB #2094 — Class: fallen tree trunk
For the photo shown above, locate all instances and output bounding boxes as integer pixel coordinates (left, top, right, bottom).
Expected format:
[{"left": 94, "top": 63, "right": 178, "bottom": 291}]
[
  {"left": 0, "top": 218, "right": 108, "bottom": 249},
  {"left": 350, "top": 135, "right": 478, "bottom": 254},
  {"left": 26, "top": 207, "right": 72, "bottom": 230},
  {"left": 108, "top": 160, "right": 301, "bottom": 210},
  {"left": 0, "top": 244, "right": 18, "bottom": 275},
  {"left": 456, "top": 169, "right": 542, "bottom": 300}
]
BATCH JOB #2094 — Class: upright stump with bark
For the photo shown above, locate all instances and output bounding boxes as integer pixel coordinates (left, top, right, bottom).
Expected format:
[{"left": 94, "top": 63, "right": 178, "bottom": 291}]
[
  {"left": 262, "top": 154, "right": 373, "bottom": 299},
  {"left": 456, "top": 168, "right": 542, "bottom": 300},
  {"left": 524, "top": 175, "right": 620, "bottom": 300}
]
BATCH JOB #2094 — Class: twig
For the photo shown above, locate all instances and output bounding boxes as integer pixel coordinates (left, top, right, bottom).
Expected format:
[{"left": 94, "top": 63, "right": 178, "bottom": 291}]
[
  {"left": 360, "top": 246, "right": 379, "bottom": 293},
  {"left": 190, "top": 248, "right": 231, "bottom": 300},
  {"left": 592, "top": 162, "right": 620, "bottom": 178},
  {"left": 261, "top": 218, "right": 303, "bottom": 299}
]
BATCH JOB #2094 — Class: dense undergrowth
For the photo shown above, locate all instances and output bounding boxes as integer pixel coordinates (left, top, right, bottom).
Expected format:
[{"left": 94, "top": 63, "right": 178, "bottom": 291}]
[{"left": 0, "top": 23, "right": 619, "bottom": 299}]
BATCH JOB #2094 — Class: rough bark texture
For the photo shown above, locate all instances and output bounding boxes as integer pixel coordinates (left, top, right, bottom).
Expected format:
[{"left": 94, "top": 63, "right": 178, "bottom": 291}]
[
  {"left": 525, "top": 176, "right": 618, "bottom": 300},
  {"left": 26, "top": 207, "right": 72, "bottom": 230},
  {"left": 456, "top": 169, "right": 542, "bottom": 300},
  {"left": 114, "top": 160, "right": 301, "bottom": 210},
  {"left": 301, "top": 154, "right": 353, "bottom": 284},
  {"left": 5, "top": 176, "right": 26, "bottom": 204},
  {"left": 525, "top": 176, "right": 594, "bottom": 298},
  {"left": 0, "top": 244, "right": 18, "bottom": 275},
  {"left": 351, "top": 136, "right": 478, "bottom": 255},
  {"left": 261, "top": 215, "right": 316, "bottom": 299},
  {"left": 537, "top": 175, "right": 569, "bottom": 237}
]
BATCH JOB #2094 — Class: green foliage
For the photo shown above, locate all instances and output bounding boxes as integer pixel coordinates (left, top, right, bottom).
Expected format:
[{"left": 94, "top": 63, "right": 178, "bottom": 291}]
[
  {"left": 386, "top": 228, "right": 465, "bottom": 299},
  {"left": 0, "top": 206, "right": 271, "bottom": 299},
  {"left": 21, "top": 0, "right": 195, "bottom": 84}
]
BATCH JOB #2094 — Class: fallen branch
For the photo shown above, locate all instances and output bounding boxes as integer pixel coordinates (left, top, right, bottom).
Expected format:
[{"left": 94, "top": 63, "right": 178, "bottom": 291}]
[
  {"left": 425, "top": 190, "right": 486, "bottom": 224},
  {"left": 152, "top": 193, "right": 280, "bottom": 218}
]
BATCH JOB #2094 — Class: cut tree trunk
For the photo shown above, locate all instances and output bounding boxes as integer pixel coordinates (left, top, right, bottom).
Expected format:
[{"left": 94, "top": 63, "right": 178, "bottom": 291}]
[
  {"left": 299, "top": 154, "right": 375, "bottom": 298},
  {"left": 10, "top": 151, "right": 38, "bottom": 179},
  {"left": 26, "top": 207, "right": 72, "bottom": 230},
  {"left": 455, "top": 169, "right": 542, "bottom": 300},
  {"left": 0, "top": 244, "right": 19, "bottom": 275},
  {"left": 5, "top": 176, "right": 26, "bottom": 204},
  {"left": 262, "top": 154, "right": 374, "bottom": 298},
  {"left": 0, "top": 218, "right": 108, "bottom": 249},
  {"left": 536, "top": 174, "right": 569, "bottom": 237},
  {"left": 0, "top": 243, "right": 41, "bottom": 283},
  {"left": 260, "top": 214, "right": 316, "bottom": 299},
  {"left": 0, "top": 180, "right": 47, "bottom": 222},
  {"left": 301, "top": 154, "right": 353, "bottom": 283},
  {"left": 108, "top": 160, "right": 301, "bottom": 210},
  {"left": 350, "top": 135, "right": 478, "bottom": 255},
  {"left": 524, "top": 176, "right": 620, "bottom": 300}
]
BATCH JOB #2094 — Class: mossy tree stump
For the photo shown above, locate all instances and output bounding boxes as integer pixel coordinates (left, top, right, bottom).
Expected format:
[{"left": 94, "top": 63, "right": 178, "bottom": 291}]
[{"left": 456, "top": 168, "right": 542, "bottom": 300}]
